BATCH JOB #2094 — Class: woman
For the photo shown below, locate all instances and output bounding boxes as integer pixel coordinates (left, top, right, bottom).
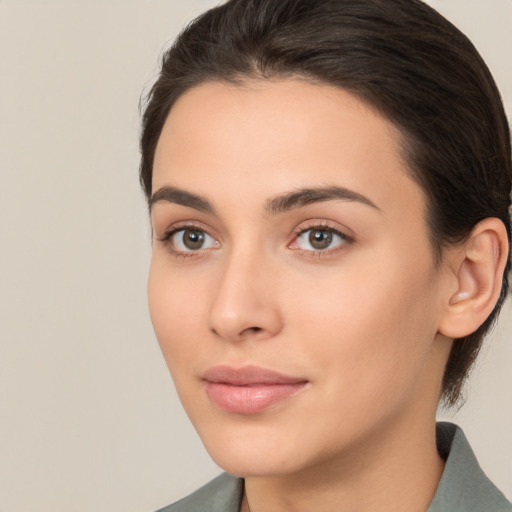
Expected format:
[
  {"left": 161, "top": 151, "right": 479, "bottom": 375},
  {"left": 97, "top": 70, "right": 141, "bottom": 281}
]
[{"left": 140, "top": 0, "right": 512, "bottom": 510}]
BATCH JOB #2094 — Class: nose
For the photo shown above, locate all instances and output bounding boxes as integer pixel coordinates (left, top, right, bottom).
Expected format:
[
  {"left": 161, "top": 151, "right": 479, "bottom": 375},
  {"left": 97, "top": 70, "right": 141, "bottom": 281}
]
[{"left": 208, "top": 248, "right": 283, "bottom": 342}]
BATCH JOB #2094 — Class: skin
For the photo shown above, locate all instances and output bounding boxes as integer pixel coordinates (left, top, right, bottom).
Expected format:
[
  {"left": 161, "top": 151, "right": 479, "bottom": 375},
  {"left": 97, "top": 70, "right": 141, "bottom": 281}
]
[{"left": 147, "top": 80, "right": 505, "bottom": 512}]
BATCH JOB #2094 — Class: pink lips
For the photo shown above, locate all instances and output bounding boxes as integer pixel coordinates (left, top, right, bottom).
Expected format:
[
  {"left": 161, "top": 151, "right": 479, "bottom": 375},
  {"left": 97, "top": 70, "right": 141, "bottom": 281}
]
[{"left": 202, "top": 365, "right": 308, "bottom": 415}]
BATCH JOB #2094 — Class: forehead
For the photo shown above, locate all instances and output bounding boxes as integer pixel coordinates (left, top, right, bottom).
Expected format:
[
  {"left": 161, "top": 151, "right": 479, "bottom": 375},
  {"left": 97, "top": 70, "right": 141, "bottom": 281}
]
[{"left": 153, "top": 79, "right": 426, "bottom": 220}]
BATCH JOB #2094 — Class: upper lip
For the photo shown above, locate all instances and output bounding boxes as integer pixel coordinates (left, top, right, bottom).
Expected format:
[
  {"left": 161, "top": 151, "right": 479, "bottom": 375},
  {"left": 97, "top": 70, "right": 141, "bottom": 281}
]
[{"left": 202, "top": 365, "right": 308, "bottom": 386}]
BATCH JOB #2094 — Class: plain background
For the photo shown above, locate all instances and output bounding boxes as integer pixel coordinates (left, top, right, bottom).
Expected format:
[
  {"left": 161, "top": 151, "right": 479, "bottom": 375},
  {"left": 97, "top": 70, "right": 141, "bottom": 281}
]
[{"left": 1, "top": 1, "right": 511, "bottom": 511}]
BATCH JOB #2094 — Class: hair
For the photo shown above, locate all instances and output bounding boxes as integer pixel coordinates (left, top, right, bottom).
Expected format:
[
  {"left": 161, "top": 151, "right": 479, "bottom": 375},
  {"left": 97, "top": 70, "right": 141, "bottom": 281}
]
[{"left": 139, "top": 0, "right": 511, "bottom": 406}]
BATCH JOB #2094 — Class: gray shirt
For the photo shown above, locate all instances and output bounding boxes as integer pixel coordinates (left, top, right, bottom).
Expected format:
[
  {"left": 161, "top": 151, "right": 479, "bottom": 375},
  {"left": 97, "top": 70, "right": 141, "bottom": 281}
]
[{"left": 158, "top": 422, "right": 511, "bottom": 512}]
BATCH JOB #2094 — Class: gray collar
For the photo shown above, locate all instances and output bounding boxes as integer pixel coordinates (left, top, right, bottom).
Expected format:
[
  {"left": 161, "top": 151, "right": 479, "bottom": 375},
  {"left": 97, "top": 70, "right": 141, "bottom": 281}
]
[{"left": 427, "top": 422, "right": 511, "bottom": 511}]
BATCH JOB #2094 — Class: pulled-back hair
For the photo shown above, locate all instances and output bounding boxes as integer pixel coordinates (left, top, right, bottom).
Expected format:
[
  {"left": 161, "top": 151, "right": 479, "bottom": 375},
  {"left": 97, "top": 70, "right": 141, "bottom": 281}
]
[{"left": 140, "top": 0, "right": 511, "bottom": 406}]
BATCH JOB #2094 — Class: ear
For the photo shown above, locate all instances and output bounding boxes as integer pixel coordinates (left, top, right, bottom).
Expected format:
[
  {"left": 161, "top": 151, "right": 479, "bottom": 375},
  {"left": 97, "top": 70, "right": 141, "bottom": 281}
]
[{"left": 438, "top": 218, "right": 509, "bottom": 339}]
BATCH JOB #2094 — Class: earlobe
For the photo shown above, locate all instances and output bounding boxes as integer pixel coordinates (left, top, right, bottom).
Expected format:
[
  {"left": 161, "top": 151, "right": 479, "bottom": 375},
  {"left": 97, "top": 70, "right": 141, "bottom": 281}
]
[{"left": 439, "top": 218, "right": 509, "bottom": 339}]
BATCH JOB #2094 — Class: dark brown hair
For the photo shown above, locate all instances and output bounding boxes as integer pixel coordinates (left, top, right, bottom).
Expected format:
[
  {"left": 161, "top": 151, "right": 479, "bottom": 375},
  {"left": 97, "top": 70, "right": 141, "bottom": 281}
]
[{"left": 140, "top": 0, "right": 511, "bottom": 406}]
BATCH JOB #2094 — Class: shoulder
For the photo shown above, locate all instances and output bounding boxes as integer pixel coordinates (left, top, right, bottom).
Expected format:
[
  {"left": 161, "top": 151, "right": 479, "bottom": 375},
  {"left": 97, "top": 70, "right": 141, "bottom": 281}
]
[
  {"left": 156, "top": 473, "right": 244, "bottom": 512},
  {"left": 428, "top": 422, "right": 511, "bottom": 512}
]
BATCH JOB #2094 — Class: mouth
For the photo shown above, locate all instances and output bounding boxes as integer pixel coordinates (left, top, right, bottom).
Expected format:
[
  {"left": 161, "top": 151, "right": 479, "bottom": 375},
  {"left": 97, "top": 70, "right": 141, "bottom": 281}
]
[{"left": 201, "top": 365, "right": 309, "bottom": 415}]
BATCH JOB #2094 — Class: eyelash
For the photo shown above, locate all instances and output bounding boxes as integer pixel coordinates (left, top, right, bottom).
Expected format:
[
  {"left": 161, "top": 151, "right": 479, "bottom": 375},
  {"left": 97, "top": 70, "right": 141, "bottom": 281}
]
[
  {"left": 291, "top": 222, "right": 353, "bottom": 256},
  {"left": 156, "top": 221, "right": 353, "bottom": 258},
  {"left": 156, "top": 223, "right": 218, "bottom": 258}
]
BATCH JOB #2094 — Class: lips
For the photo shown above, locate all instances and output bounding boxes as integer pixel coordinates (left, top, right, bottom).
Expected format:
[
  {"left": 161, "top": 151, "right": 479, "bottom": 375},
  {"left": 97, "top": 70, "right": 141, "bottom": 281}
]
[{"left": 202, "top": 365, "right": 308, "bottom": 415}]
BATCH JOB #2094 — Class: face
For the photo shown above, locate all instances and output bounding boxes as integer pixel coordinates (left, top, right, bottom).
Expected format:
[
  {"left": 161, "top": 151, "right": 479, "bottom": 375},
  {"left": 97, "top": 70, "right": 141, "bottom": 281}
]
[{"left": 148, "top": 80, "right": 452, "bottom": 478}]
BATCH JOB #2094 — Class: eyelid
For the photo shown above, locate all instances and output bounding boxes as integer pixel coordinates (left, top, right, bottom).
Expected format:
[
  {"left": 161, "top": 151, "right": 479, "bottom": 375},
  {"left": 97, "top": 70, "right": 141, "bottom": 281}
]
[
  {"left": 156, "top": 220, "right": 214, "bottom": 240},
  {"left": 292, "top": 219, "right": 354, "bottom": 238}
]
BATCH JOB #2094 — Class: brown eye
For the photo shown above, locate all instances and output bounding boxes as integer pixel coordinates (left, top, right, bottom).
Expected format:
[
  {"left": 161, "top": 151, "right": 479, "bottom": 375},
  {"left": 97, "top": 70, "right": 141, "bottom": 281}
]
[
  {"left": 293, "top": 226, "right": 348, "bottom": 252},
  {"left": 169, "top": 228, "right": 218, "bottom": 252},
  {"left": 308, "top": 229, "right": 333, "bottom": 250},
  {"left": 182, "top": 229, "right": 206, "bottom": 250}
]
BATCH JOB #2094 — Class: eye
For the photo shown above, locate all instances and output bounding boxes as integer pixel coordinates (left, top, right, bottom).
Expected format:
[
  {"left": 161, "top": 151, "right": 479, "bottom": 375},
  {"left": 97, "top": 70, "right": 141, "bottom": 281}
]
[
  {"left": 292, "top": 226, "right": 349, "bottom": 252},
  {"left": 166, "top": 228, "right": 219, "bottom": 252}
]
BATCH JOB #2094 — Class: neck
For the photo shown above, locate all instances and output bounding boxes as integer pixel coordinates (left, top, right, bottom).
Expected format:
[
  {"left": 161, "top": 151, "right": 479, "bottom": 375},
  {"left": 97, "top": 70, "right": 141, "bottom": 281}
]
[{"left": 242, "top": 417, "right": 444, "bottom": 512}]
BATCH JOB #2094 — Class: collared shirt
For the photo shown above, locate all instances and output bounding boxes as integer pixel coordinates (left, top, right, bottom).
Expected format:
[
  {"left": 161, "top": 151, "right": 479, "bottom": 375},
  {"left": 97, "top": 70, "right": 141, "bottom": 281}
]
[{"left": 158, "top": 422, "right": 511, "bottom": 512}]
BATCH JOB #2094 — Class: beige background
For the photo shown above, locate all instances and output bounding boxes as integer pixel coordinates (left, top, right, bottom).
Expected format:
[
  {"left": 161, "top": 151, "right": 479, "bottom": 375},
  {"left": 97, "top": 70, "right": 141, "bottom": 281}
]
[{"left": 0, "top": 1, "right": 510, "bottom": 511}]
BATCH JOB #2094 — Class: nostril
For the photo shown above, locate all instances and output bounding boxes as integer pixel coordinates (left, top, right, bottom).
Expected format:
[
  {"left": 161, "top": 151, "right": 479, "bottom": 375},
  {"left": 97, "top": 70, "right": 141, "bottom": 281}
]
[
  {"left": 244, "top": 326, "right": 262, "bottom": 334},
  {"left": 210, "top": 326, "right": 262, "bottom": 338}
]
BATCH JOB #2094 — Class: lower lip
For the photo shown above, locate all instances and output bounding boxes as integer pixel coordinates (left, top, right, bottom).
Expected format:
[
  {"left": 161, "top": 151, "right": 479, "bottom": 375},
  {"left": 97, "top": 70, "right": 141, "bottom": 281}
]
[{"left": 205, "top": 382, "right": 307, "bottom": 414}]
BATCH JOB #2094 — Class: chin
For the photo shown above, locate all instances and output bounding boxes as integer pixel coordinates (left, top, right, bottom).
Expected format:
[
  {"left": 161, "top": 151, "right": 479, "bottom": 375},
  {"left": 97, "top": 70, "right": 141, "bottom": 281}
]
[
  {"left": 207, "top": 448, "right": 297, "bottom": 478},
  {"left": 193, "top": 417, "right": 322, "bottom": 479}
]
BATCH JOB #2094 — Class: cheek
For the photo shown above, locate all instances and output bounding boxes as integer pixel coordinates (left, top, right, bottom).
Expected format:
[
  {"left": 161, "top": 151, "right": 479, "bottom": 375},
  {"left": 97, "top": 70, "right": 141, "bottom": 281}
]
[
  {"left": 285, "top": 247, "right": 440, "bottom": 394},
  {"left": 147, "top": 258, "right": 208, "bottom": 369}
]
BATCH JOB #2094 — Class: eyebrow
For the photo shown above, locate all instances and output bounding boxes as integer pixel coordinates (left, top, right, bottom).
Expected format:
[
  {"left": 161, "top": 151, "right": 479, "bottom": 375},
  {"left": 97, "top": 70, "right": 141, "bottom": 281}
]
[
  {"left": 266, "top": 186, "right": 380, "bottom": 214},
  {"left": 149, "top": 186, "right": 215, "bottom": 214},
  {"left": 149, "top": 185, "right": 380, "bottom": 215}
]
